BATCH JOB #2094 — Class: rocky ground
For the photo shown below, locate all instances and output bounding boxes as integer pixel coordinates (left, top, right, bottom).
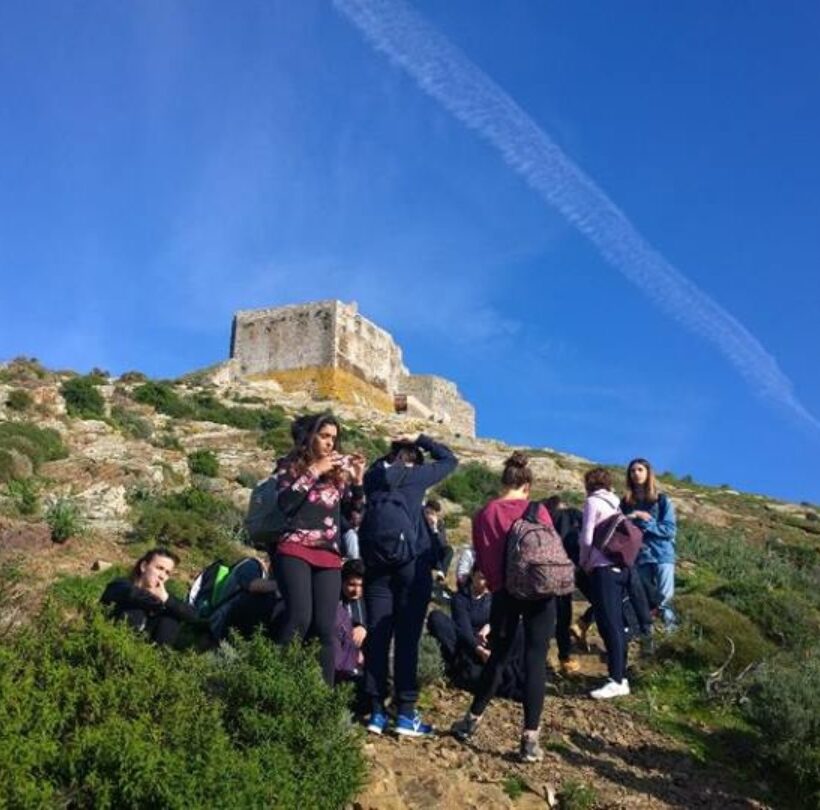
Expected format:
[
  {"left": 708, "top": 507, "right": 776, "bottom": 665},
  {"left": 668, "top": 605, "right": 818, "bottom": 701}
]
[{"left": 354, "top": 641, "right": 769, "bottom": 810}]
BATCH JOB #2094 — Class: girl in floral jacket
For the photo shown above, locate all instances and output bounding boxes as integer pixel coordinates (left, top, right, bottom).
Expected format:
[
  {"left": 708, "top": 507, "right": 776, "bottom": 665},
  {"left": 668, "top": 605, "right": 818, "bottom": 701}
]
[{"left": 272, "top": 412, "right": 365, "bottom": 685}]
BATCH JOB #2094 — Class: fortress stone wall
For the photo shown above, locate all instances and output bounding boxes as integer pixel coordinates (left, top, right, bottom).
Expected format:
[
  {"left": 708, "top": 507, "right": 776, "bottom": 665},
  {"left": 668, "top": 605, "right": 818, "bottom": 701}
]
[{"left": 230, "top": 300, "right": 476, "bottom": 437}]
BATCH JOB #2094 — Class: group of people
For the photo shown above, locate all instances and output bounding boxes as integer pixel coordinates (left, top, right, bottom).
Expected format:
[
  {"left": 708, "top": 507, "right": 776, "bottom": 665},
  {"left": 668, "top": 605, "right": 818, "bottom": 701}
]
[{"left": 101, "top": 411, "right": 677, "bottom": 763}]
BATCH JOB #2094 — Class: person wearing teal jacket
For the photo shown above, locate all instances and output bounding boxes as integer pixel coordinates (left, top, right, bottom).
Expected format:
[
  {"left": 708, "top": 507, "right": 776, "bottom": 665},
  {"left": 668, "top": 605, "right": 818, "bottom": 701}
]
[{"left": 621, "top": 458, "right": 678, "bottom": 630}]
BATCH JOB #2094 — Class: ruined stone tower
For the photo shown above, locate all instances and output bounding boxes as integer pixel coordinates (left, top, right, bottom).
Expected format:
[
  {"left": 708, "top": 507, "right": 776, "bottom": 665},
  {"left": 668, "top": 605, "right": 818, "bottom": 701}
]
[{"left": 229, "top": 300, "right": 476, "bottom": 437}]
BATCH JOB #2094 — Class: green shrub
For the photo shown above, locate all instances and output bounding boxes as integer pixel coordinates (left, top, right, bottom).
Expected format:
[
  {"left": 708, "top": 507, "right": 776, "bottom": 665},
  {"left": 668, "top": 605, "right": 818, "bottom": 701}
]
[
  {"left": 188, "top": 449, "right": 219, "bottom": 477},
  {"left": 0, "top": 356, "right": 47, "bottom": 382},
  {"left": 259, "top": 425, "right": 293, "bottom": 454},
  {"left": 559, "top": 779, "right": 598, "bottom": 810},
  {"left": 153, "top": 430, "right": 183, "bottom": 451},
  {"left": 417, "top": 632, "right": 445, "bottom": 687},
  {"left": 5, "top": 477, "right": 40, "bottom": 516},
  {"left": 0, "top": 449, "right": 15, "bottom": 484},
  {"left": 0, "top": 422, "right": 68, "bottom": 473},
  {"left": 61, "top": 376, "right": 106, "bottom": 419},
  {"left": 6, "top": 389, "right": 33, "bottom": 412},
  {"left": 0, "top": 605, "right": 364, "bottom": 809},
  {"left": 109, "top": 405, "right": 153, "bottom": 440},
  {"left": 743, "top": 647, "right": 820, "bottom": 808},
  {"left": 50, "top": 566, "right": 130, "bottom": 609},
  {"left": 130, "top": 487, "right": 244, "bottom": 552},
  {"left": 118, "top": 370, "right": 148, "bottom": 383},
  {"left": 436, "top": 462, "right": 498, "bottom": 517},
  {"left": 46, "top": 497, "right": 85, "bottom": 543},
  {"left": 715, "top": 581, "right": 820, "bottom": 650},
  {"left": 502, "top": 774, "right": 526, "bottom": 799},
  {"left": 132, "top": 381, "right": 193, "bottom": 418},
  {"left": 657, "top": 594, "right": 773, "bottom": 675},
  {"left": 340, "top": 422, "right": 389, "bottom": 462},
  {"left": 235, "top": 469, "right": 259, "bottom": 489}
]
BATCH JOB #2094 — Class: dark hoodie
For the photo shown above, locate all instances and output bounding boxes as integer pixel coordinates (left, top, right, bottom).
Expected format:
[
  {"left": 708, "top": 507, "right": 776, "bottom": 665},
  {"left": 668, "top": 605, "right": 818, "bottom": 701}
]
[{"left": 363, "top": 435, "right": 457, "bottom": 559}]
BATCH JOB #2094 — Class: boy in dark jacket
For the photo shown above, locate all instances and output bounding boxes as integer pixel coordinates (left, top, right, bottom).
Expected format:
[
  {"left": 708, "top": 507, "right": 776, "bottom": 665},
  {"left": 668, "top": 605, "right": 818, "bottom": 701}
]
[{"left": 361, "top": 434, "right": 457, "bottom": 737}]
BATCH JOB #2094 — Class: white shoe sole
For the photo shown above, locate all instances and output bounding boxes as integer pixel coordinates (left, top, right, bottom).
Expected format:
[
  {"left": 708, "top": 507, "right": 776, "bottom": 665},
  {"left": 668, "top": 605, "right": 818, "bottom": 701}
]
[
  {"left": 394, "top": 727, "right": 433, "bottom": 738},
  {"left": 366, "top": 724, "right": 385, "bottom": 735}
]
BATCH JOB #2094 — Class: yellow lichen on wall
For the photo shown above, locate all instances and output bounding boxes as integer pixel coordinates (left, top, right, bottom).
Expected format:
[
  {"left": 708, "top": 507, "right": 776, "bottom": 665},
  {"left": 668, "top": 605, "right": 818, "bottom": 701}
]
[{"left": 248, "top": 367, "right": 395, "bottom": 413}]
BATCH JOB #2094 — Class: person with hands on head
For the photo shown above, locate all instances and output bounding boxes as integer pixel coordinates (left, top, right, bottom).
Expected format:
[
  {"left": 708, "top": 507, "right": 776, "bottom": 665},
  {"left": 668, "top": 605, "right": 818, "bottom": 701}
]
[
  {"left": 101, "top": 547, "right": 201, "bottom": 646},
  {"left": 362, "top": 432, "right": 458, "bottom": 738},
  {"left": 271, "top": 412, "right": 366, "bottom": 686},
  {"left": 622, "top": 458, "right": 678, "bottom": 631}
]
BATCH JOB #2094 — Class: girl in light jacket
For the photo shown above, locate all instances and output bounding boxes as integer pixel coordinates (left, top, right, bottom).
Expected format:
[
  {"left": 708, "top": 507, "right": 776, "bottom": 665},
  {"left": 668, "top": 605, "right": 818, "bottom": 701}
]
[{"left": 580, "top": 467, "right": 631, "bottom": 700}]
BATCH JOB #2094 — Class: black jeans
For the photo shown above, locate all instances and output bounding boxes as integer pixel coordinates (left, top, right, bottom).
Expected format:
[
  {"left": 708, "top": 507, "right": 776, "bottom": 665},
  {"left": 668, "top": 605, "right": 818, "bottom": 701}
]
[
  {"left": 274, "top": 554, "right": 341, "bottom": 686},
  {"left": 122, "top": 610, "right": 182, "bottom": 647},
  {"left": 469, "top": 590, "right": 556, "bottom": 731},
  {"left": 363, "top": 557, "right": 432, "bottom": 715},
  {"left": 590, "top": 566, "right": 629, "bottom": 682}
]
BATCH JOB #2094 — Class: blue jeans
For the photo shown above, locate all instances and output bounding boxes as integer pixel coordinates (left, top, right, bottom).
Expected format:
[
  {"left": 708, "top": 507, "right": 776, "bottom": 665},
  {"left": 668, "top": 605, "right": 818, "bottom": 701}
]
[{"left": 639, "top": 562, "right": 677, "bottom": 629}]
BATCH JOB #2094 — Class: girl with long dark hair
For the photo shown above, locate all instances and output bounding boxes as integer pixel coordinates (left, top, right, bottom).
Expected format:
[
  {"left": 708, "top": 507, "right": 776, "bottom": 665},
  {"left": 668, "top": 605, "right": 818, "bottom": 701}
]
[{"left": 272, "top": 412, "right": 365, "bottom": 685}]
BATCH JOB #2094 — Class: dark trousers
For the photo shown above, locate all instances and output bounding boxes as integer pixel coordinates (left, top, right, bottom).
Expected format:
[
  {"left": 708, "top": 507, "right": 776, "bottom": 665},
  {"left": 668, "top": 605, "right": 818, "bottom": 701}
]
[
  {"left": 579, "top": 566, "right": 651, "bottom": 637},
  {"left": 121, "top": 610, "right": 181, "bottom": 647},
  {"left": 274, "top": 555, "right": 341, "bottom": 686},
  {"left": 363, "top": 557, "right": 432, "bottom": 715},
  {"left": 590, "top": 566, "right": 629, "bottom": 682},
  {"left": 470, "top": 590, "right": 556, "bottom": 730}
]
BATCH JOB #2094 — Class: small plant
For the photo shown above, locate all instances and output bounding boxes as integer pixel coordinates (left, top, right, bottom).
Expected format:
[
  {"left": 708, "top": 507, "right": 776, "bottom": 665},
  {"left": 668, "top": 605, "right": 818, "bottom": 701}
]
[
  {"left": 109, "top": 405, "right": 153, "bottom": 440},
  {"left": 235, "top": 469, "right": 259, "bottom": 489},
  {"left": 46, "top": 497, "right": 85, "bottom": 543},
  {"left": 61, "top": 376, "right": 106, "bottom": 419},
  {"left": 502, "top": 774, "right": 527, "bottom": 800},
  {"left": 6, "top": 389, "right": 33, "bottom": 412},
  {"left": 153, "top": 430, "right": 183, "bottom": 451},
  {"left": 118, "top": 370, "right": 148, "bottom": 383},
  {"left": 5, "top": 477, "right": 40, "bottom": 516},
  {"left": 436, "top": 462, "right": 499, "bottom": 517},
  {"left": 188, "top": 449, "right": 219, "bottom": 477},
  {"left": 416, "top": 632, "right": 445, "bottom": 687},
  {"left": 559, "top": 779, "right": 598, "bottom": 810}
]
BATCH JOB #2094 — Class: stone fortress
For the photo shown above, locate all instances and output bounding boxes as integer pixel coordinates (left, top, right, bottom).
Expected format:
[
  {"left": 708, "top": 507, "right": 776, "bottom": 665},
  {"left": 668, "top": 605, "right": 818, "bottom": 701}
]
[{"left": 228, "top": 300, "right": 476, "bottom": 437}]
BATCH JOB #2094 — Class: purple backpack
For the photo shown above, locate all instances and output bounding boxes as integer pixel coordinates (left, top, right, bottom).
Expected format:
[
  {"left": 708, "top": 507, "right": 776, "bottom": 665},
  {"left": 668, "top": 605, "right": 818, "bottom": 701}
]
[
  {"left": 505, "top": 503, "right": 576, "bottom": 600},
  {"left": 592, "top": 511, "right": 643, "bottom": 567}
]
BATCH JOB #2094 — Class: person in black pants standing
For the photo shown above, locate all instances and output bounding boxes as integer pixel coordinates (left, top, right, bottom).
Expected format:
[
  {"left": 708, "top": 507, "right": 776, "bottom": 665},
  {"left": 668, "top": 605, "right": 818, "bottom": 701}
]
[{"left": 361, "top": 434, "right": 457, "bottom": 738}]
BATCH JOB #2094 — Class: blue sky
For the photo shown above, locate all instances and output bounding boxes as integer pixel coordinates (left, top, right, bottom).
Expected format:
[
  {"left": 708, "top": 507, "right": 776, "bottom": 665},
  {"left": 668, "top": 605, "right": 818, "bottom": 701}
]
[{"left": 1, "top": 1, "right": 818, "bottom": 503}]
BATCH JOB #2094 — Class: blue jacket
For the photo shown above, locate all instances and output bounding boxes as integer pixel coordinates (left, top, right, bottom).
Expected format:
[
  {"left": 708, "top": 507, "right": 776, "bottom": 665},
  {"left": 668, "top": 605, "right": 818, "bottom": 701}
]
[
  {"left": 624, "top": 493, "right": 677, "bottom": 565},
  {"left": 363, "top": 435, "right": 458, "bottom": 560}
]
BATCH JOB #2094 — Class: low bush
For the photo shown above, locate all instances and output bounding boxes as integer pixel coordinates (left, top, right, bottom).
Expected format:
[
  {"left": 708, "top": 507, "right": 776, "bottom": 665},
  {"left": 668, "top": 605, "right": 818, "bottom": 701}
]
[
  {"left": 61, "top": 376, "right": 106, "bottom": 419},
  {"left": 118, "top": 370, "right": 148, "bottom": 383},
  {"left": 46, "top": 497, "right": 85, "bottom": 543},
  {"left": 235, "top": 468, "right": 260, "bottom": 489},
  {"left": 4, "top": 477, "right": 40, "bottom": 516},
  {"left": 417, "top": 632, "right": 445, "bottom": 687},
  {"left": 743, "top": 646, "right": 820, "bottom": 808},
  {"left": 0, "top": 422, "right": 68, "bottom": 476},
  {"left": 6, "top": 389, "right": 33, "bottom": 412},
  {"left": 109, "top": 405, "right": 153, "bottom": 441},
  {"left": 436, "top": 462, "right": 498, "bottom": 517},
  {"left": 130, "top": 487, "right": 244, "bottom": 553},
  {"left": 188, "top": 449, "right": 219, "bottom": 477},
  {"left": 0, "top": 356, "right": 47, "bottom": 382},
  {"left": 132, "top": 381, "right": 193, "bottom": 418},
  {"left": 340, "top": 422, "right": 389, "bottom": 462},
  {"left": 0, "top": 604, "right": 364, "bottom": 809},
  {"left": 657, "top": 594, "right": 773, "bottom": 675}
]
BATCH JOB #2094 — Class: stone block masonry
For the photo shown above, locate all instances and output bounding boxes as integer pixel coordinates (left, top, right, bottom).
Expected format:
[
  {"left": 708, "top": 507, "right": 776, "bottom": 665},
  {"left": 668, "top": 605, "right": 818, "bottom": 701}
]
[{"left": 230, "top": 300, "right": 476, "bottom": 437}]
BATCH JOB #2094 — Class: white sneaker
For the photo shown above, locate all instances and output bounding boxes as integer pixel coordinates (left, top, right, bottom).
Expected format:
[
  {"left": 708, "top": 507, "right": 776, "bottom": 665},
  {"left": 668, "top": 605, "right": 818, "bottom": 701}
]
[{"left": 590, "top": 679, "right": 630, "bottom": 700}]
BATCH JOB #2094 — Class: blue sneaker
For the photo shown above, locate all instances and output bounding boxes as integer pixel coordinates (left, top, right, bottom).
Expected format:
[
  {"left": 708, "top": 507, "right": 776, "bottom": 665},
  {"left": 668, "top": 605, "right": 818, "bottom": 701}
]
[
  {"left": 395, "top": 711, "right": 434, "bottom": 738},
  {"left": 366, "top": 711, "right": 389, "bottom": 735}
]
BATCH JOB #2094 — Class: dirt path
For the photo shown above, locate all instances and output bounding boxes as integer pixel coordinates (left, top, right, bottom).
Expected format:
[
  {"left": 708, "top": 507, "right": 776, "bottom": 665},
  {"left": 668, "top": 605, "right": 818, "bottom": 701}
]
[{"left": 353, "top": 645, "right": 770, "bottom": 809}]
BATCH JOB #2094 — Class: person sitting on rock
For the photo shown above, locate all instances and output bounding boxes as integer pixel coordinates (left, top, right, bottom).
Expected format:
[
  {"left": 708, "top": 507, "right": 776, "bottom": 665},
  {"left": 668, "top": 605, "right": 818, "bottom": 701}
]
[
  {"left": 427, "top": 567, "right": 525, "bottom": 700},
  {"left": 101, "top": 547, "right": 201, "bottom": 646}
]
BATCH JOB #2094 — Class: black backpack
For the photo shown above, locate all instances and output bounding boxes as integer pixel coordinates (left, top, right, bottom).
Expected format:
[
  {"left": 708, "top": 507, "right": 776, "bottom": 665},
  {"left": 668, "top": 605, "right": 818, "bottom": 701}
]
[
  {"left": 244, "top": 474, "right": 293, "bottom": 550},
  {"left": 360, "top": 470, "right": 415, "bottom": 568}
]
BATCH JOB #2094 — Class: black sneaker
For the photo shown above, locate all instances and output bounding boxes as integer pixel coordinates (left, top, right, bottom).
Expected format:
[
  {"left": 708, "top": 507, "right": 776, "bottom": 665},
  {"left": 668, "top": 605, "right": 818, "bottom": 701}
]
[
  {"left": 451, "top": 713, "right": 480, "bottom": 742},
  {"left": 519, "top": 736, "right": 544, "bottom": 763}
]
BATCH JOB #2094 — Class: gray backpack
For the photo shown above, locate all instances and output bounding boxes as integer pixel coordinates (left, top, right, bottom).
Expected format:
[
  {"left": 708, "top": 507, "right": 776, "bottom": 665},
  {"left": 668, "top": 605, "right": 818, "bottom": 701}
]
[
  {"left": 244, "top": 475, "right": 293, "bottom": 550},
  {"left": 505, "top": 502, "right": 575, "bottom": 599}
]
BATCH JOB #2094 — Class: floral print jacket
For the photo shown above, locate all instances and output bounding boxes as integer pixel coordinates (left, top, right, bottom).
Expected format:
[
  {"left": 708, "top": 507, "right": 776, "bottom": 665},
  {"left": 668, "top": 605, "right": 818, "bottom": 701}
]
[{"left": 274, "top": 460, "right": 364, "bottom": 553}]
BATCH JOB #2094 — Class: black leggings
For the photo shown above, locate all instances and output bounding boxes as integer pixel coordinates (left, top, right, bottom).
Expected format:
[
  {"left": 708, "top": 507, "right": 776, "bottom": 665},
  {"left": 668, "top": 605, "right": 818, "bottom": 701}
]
[
  {"left": 274, "top": 554, "right": 341, "bottom": 686},
  {"left": 470, "top": 590, "right": 556, "bottom": 731}
]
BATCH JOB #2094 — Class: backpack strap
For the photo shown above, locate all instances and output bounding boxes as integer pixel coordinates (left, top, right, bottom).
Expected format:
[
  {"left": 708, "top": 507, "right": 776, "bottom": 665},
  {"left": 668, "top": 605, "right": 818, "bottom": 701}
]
[{"left": 524, "top": 501, "right": 542, "bottom": 524}]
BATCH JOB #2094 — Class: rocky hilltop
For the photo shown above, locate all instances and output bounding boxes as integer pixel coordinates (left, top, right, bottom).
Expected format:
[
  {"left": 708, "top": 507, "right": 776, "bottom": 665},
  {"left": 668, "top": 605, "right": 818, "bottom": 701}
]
[{"left": 2, "top": 357, "right": 818, "bottom": 809}]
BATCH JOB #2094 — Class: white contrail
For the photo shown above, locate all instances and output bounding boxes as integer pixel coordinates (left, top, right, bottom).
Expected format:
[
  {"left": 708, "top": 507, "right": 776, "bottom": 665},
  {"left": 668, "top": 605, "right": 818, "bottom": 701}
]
[{"left": 333, "top": 0, "right": 819, "bottom": 433}]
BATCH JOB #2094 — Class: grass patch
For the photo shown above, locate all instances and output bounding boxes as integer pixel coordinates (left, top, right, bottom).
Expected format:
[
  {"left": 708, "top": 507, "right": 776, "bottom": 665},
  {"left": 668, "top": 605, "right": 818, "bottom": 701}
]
[
  {"left": 187, "top": 448, "right": 219, "bottom": 477},
  {"left": 559, "top": 779, "right": 598, "bottom": 810},
  {"left": 502, "top": 774, "right": 527, "bottom": 800},
  {"left": 0, "top": 421, "right": 68, "bottom": 480},
  {"left": 46, "top": 497, "right": 86, "bottom": 543}
]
